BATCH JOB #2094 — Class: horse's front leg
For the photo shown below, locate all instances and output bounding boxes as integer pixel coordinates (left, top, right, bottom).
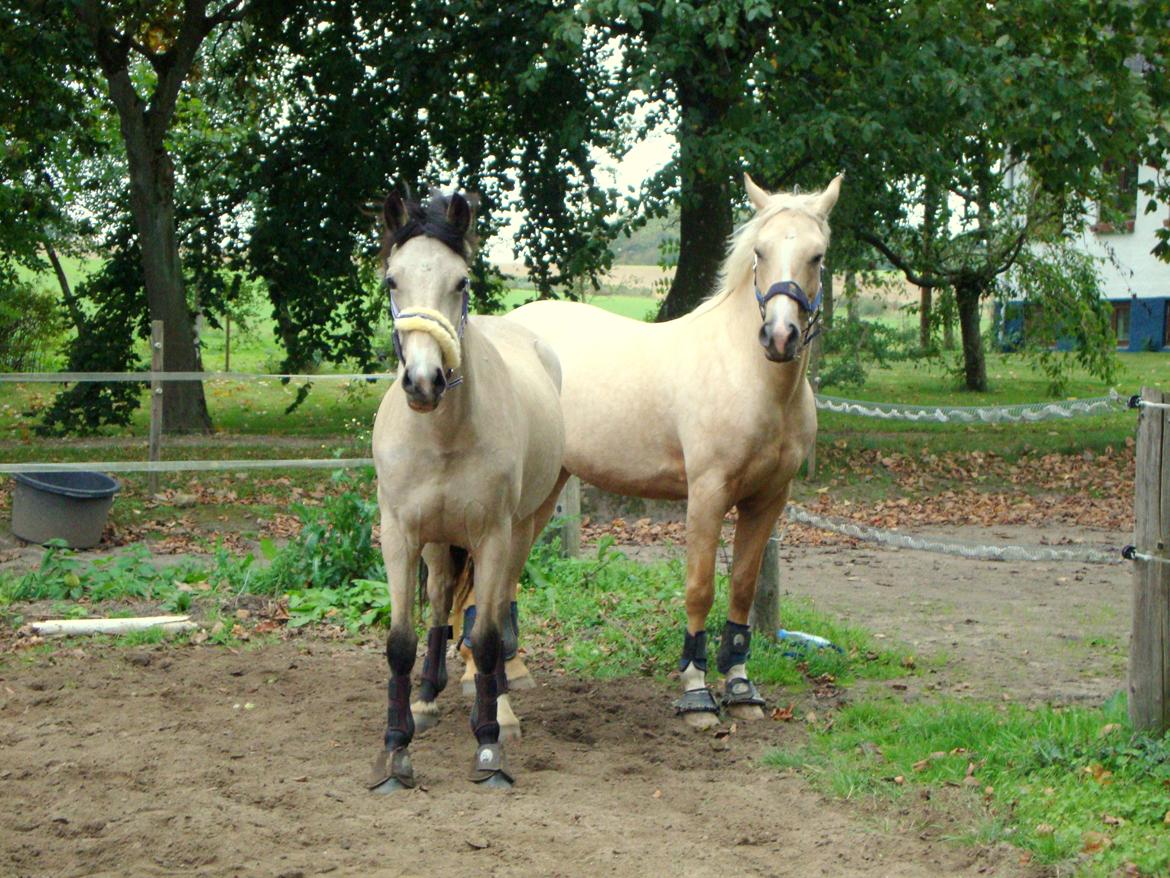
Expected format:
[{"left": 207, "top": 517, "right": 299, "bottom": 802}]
[
  {"left": 466, "top": 527, "right": 522, "bottom": 788},
  {"left": 370, "top": 518, "right": 422, "bottom": 794},
  {"left": 720, "top": 493, "right": 787, "bottom": 721},
  {"left": 674, "top": 477, "right": 734, "bottom": 730},
  {"left": 410, "top": 544, "right": 465, "bottom": 734}
]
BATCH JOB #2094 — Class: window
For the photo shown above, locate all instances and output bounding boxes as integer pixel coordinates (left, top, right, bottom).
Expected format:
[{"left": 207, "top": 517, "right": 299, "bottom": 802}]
[
  {"left": 1095, "top": 160, "right": 1138, "bottom": 234},
  {"left": 1112, "top": 302, "right": 1131, "bottom": 347}
]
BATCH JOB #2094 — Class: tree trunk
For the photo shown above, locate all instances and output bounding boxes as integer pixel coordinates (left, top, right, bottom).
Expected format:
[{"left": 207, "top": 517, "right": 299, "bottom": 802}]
[
  {"left": 43, "top": 241, "right": 85, "bottom": 335},
  {"left": 656, "top": 98, "right": 733, "bottom": 320},
  {"left": 125, "top": 148, "right": 211, "bottom": 433},
  {"left": 919, "top": 285, "right": 932, "bottom": 351},
  {"left": 844, "top": 271, "right": 858, "bottom": 323},
  {"left": 822, "top": 261, "right": 834, "bottom": 331},
  {"left": 956, "top": 281, "right": 987, "bottom": 391},
  {"left": 941, "top": 288, "right": 956, "bottom": 350}
]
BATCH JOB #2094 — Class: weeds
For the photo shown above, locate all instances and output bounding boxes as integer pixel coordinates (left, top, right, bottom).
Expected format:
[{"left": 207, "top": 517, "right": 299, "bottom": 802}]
[{"left": 766, "top": 693, "right": 1170, "bottom": 876}]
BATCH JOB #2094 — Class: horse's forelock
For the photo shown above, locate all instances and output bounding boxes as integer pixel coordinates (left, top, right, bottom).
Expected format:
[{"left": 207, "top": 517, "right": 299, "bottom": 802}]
[
  {"left": 709, "top": 192, "right": 831, "bottom": 308},
  {"left": 381, "top": 191, "right": 477, "bottom": 262}
]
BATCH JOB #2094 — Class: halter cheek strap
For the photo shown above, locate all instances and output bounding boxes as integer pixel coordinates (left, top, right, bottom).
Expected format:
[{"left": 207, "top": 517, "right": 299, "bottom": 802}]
[
  {"left": 753, "top": 257, "right": 824, "bottom": 347},
  {"left": 388, "top": 283, "right": 470, "bottom": 388}
]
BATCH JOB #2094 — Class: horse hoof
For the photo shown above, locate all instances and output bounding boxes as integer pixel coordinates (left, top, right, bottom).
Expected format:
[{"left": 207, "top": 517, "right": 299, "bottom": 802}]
[
  {"left": 412, "top": 704, "right": 440, "bottom": 734},
  {"left": 475, "top": 771, "right": 514, "bottom": 790},
  {"left": 499, "top": 723, "right": 522, "bottom": 743},
  {"left": 727, "top": 703, "right": 765, "bottom": 722},
  {"left": 683, "top": 711, "right": 721, "bottom": 731},
  {"left": 505, "top": 656, "right": 535, "bottom": 689},
  {"left": 370, "top": 776, "right": 411, "bottom": 795},
  {"left": 507, "top": 672, "right": 536, "bottom": 690}
]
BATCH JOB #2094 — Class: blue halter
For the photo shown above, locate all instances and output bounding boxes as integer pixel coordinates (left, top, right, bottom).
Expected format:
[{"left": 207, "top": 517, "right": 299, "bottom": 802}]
[
  {"left": 753, "top": 259, "right": 824, "bottom": 347},
  {"left": 386, "top": 278, "right": 470, "bottom": 389}
]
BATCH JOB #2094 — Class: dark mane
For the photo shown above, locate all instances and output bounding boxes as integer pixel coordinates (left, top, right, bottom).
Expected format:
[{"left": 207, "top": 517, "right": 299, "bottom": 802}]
[{"left": 381, "top": 191, "right": 477, "bottom": 262}]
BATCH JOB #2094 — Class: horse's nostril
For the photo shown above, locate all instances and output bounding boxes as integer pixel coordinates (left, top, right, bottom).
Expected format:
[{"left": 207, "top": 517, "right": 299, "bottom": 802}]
[
  {"left": 758, "top": 324, "right": 771, "bottom": 348},
  {"left": 433, "top": 368, "right": 447, "bottom": 393},
  {"left": 402, "top": 369, "right": 415, "bottom": 390}
]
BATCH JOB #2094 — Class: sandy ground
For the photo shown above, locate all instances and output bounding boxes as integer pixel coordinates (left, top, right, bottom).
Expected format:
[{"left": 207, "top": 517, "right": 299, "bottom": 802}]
[
  {"left": 2, "top": 642, "right": 1040, "bottom": 878},
  {"left": 0, "top": 521, "right": 1130, "bottom": 878}
]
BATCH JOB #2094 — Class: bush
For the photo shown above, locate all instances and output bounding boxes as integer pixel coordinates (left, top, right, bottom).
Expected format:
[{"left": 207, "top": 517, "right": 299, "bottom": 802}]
[{"left": 0, "top": 278, "right": 64, "bottom": 371}]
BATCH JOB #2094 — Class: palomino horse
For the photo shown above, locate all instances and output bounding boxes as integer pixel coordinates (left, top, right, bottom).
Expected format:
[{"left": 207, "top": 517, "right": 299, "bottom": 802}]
[
  {"left": 506, "top": 174, "right": 842, "bottom": 729},
  {"left": 369, "top": 188, "right": 564, "bottom": 790}
]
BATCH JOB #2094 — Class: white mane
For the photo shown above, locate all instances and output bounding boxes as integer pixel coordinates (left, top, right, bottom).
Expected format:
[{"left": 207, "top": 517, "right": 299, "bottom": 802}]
[{"left": 690, "top": 188, "right": 833, "bottom": 317}]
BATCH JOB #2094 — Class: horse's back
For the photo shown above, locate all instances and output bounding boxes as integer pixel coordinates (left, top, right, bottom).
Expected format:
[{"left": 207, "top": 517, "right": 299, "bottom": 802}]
[
  {"left": 473, "top": 314, "right": 562, "bottom": 397},
  {"left": 507, "top": 300, "right": 689, "bottom": 498}
]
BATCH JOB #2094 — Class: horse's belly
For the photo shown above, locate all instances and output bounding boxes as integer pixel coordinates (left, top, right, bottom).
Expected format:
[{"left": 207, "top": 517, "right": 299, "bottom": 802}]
[{"left": 560, "top": 387, "right": 687, "bottom": 500}]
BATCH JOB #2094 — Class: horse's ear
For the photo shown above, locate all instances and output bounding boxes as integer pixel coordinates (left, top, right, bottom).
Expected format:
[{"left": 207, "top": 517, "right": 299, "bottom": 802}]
[
  {"left": 812, "top": 174, "right": 844, "bottom": 218},
  {"left": 446, "top": 192, "right": 475, "bottom": 238},
  {"left": 744, "top": 172, "right": 770, "bottom": 211},
  {"left": 384, "top": 185, "right": 410, "bottom": 235}
]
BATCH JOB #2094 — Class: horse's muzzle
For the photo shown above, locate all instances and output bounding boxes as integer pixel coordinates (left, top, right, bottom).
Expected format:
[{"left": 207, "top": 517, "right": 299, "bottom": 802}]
[
  {"left": 402, "top": 365, "right": 448, "bottom": 412},
  {"left": 759, "top": 320, "right": 800, "bottom": 362}
]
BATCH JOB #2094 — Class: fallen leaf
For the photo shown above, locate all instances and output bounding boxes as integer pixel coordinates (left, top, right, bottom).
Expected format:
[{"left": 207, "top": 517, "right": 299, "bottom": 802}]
[
  {"left": 770, "top": 704, "right": 794, "bottom": 722},
  {"left": 1081, "top": 831, "right": 1112, "bottom": 854}
]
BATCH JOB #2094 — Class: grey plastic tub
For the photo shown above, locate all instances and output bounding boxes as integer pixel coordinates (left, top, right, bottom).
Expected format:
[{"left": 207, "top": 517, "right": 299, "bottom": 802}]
[{"left": 11, "top": 472, "right": 121, "bottom": 549}]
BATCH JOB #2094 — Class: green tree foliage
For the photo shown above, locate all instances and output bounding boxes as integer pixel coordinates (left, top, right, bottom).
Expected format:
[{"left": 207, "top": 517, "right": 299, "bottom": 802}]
[{"left": 857, "top": 0, "right": 1168, "bottom": 391}]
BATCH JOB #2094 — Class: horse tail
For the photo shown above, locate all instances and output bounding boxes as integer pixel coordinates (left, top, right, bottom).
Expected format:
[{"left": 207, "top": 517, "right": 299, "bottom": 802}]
[{"left": 450, "top": 549, "right": 475, "bottom": 641}]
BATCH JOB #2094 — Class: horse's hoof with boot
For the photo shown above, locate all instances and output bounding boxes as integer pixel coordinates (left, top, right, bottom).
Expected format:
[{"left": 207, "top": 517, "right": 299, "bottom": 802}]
[
  {"left": 470, "top": 742, "right": 514, "bottom": 789},
  {"left": 411, "top": 700, "right": 440, "bottom": 734},
  {"left": 722, "top": 677, "right": 766, "bottom": 721},
  {"left": 674, "top": 687, "right": 721, "bottom": 730},
  {"left": 369, "top": 747, "right": 415, "bottom": 794}
]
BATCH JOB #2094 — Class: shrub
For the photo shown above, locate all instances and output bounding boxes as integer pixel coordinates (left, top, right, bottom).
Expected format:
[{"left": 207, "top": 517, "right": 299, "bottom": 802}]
[{"left": 0, "top": 278, "right": 64, "bottom": 371}]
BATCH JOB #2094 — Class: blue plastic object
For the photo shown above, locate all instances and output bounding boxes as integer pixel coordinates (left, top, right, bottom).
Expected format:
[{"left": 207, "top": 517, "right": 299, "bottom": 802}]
[{"left": 777, "top": 629, "right": 844, "bottom": 656}]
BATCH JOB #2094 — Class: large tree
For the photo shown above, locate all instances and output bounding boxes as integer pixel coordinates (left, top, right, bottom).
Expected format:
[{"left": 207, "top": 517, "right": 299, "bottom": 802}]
[
  {"left": 69, "top": 0, "right": 248, "bottom": 432},
  {"left": 856, "top": 0, "right": 1168, "bottom": 390}
]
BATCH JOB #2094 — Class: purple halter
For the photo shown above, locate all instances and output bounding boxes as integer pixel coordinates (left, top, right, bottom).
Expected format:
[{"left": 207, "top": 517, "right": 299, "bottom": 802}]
[{"left": 752, "top": 260, "right": 824, "bottom": 347}]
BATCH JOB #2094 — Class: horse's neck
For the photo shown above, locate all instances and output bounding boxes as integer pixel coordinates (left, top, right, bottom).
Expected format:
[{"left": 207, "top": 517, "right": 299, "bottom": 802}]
[{"left": 706, "top": 281, "right": 810, "bottom": 403}]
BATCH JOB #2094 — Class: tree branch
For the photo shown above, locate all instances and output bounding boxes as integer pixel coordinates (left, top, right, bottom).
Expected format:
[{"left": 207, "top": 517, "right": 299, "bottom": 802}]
[{"left": 859, "top": 231, "right": 949, "bottom": 289}]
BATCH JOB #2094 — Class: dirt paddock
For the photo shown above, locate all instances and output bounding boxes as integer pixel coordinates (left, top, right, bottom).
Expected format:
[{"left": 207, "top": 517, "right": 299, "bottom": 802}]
[{"left": 0, "top": 530, "right": 1128, "bottom": 878}]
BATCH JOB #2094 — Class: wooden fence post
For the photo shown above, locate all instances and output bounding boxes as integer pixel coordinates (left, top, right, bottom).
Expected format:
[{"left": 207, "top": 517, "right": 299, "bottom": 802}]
[
  {"left": 1129, "top": 386, "right": 1170, "bottom": 734},
  {"left": 749, "top": 530, "right": 781, "bottom": 639},
  {"left": 148, "top": 320, "right": 164, "bottom": 495},
  {"left": 555, "top": 476, "right": 581, "bottom": 558}
]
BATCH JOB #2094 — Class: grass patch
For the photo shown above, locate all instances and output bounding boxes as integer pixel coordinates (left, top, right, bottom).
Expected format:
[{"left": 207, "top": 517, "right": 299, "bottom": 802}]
[
  {"left": 766, "top": 693, "right": 1170, "bottom": 876},
  {"left": 521, "top": 538, "right": 912, "bottom": 686}
]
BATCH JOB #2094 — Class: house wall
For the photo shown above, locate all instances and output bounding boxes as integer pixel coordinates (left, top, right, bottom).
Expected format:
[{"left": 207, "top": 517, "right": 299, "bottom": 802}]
[
  {"left": 1078, "top": 165, "right": 1170, "bottom": 301},
  {"left": 1125, "top": 296, "right": 1167, "bottom": 351}
]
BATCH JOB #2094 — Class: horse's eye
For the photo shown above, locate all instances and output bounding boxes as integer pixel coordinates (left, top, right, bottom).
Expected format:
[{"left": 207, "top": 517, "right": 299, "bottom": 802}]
[
  {"left": 810, "top": 254, "right": 824, "bottom": 265},
  {"left": 384, "top": 276, "right": 397, "bottom": 289},
  {"left": 457, "top": 277, "right": 469, "bottom": 291}
]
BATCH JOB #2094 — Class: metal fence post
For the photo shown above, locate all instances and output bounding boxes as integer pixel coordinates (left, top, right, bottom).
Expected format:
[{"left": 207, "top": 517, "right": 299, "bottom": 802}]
[
  {"left": 1129, "top": 387, "right": 1170, "bottom": 735},
  {"left": 148, "top": 320, "right": 164, "bottom": 495}
]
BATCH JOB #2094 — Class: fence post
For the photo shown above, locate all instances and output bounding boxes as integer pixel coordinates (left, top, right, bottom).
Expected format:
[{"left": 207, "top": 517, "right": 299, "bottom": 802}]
[
  {"left": 1129, "top": 386, "right": 1170, "bottom": 734},
  {"left": 749, "top": 530, "right": 781, "bottom": 639},
  {"left": 148, "top": 320, "right": 164, "bottom": 495},
  {"left": 555, "top": 476, "right": 581, "bottom": 558}
]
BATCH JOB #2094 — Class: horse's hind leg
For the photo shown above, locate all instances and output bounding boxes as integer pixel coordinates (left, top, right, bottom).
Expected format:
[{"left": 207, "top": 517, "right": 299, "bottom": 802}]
[
  {"left": 720, "top": 494, "right": 787, "bottom": 721},
  {"left": 370, "top": 519, "right": 421, "bottom": 794},
  {"left": 458, "top": 469, "right": 569, "bottom": 694},
  {"left": 411, "top": 544, "right": 465, "bottom": 734}
]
